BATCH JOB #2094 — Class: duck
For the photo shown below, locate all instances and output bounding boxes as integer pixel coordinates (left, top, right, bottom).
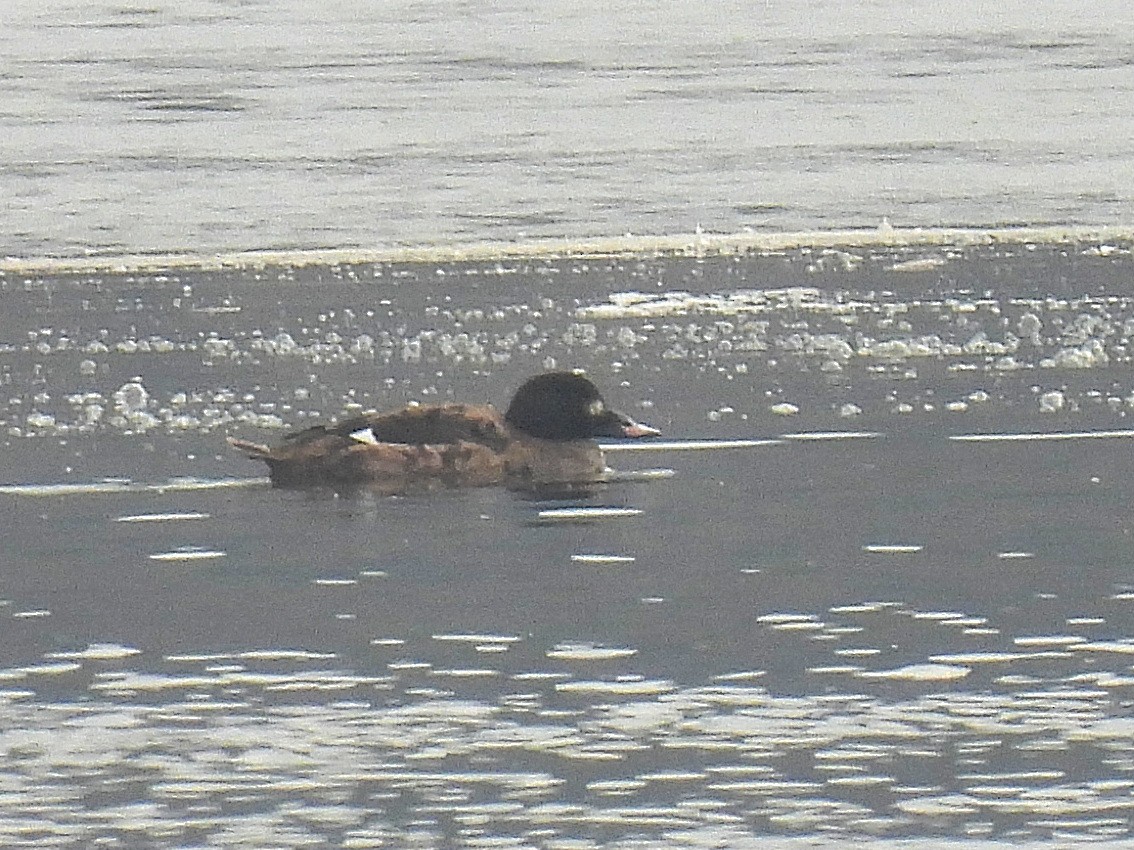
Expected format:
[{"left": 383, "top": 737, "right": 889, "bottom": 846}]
[{"left": 227, "top": 371, "right": 660, "bottom": 492}]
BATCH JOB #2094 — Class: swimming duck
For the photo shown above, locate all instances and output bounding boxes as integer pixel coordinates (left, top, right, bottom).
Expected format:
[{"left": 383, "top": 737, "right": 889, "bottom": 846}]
[{"left": 228, "top": 371, "right": 659, "bottom": 491}]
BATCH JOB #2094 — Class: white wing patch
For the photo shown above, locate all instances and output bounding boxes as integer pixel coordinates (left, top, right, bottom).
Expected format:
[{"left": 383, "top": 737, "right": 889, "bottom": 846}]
[{"left": 349, "top": 427, "right": 379, "bottom": 445}]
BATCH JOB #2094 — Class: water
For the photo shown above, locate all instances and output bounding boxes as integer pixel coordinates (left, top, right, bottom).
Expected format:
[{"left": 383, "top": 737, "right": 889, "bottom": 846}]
[
  {"left": 5, "top": 240, "right": 1134, "bottom": 847},
  {"left": 4, "top": 1, "right": 1134, "bottom": 846},
  {"left": 2, "top": 0, "right": 1133, "bottom": 257}
]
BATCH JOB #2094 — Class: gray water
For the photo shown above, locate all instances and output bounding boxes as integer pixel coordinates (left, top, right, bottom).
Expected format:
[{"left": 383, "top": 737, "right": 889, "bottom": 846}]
[
  {"left": 6, "top": 241, "right": 1134, "bottom": 847},
  {"left": 5, "top": 1, "right": 1134, "bottom": 847},
  {"left": 2, "top": 0, "right": 1134, "bottom": 258}
]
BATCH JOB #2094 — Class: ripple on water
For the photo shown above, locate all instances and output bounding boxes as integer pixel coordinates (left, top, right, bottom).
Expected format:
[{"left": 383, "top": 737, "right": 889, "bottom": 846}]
[
  {"left": 148, "top": 548, "right": 226, "bottom": 562},
  {"left": 546, "top": 643, "right": 638, "bottom": 661},
  {"left": 45, "top": 644, "right": 142, "bottom": 661}
]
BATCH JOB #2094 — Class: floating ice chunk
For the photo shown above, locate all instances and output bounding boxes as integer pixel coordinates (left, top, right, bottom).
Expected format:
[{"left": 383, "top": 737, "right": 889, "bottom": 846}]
[
  {"left": 25, "top": 412, "right": 56, "bottom": 429},
  {"left": 838, "top": 403, "right": 862, "bottom": 417},
  {"left": 1038, "top": 390, "right": 1065, "bottom": 413},
  {"left": 202, "top": 337, "right": 233, "bottom": 358},
  {"left": 770, "top": 402, "right": 799, "bottom": 416},
  {"left": 1043, "top": 340, "right": 1108, "bottom": 369}
]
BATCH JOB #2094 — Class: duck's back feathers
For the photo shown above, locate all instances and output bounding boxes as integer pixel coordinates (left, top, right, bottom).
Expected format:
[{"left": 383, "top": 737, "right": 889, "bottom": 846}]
[{"left": 285, "top": 403, "right": 511, "bottom": 450}]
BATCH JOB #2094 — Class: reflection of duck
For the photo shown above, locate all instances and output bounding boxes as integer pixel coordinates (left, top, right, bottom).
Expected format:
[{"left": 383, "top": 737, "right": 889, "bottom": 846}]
[{"left": 228, "top": 372, "right": 660, "bottom": 491}]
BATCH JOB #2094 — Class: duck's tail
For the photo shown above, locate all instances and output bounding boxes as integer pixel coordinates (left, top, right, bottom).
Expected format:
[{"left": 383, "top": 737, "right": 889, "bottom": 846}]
[{"left": 227, "top": 436, "right": 274, "bottom": 460}]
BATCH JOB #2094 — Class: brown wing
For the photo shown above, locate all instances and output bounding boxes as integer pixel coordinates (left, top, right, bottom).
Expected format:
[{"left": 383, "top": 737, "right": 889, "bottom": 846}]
[{"left": 283, "top": 403, "right": 510, "bottom": 450}]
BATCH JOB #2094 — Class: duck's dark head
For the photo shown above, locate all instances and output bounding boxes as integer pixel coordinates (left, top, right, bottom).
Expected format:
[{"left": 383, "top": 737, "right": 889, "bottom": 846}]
[{"left": 504, "top": 372, "right": 660, "bottom": 441}]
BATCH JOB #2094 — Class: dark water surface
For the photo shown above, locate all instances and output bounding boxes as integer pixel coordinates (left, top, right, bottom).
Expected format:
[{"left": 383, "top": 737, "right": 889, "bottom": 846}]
[{"left": 4, "top": 237, "right": 1134, "bottom": 846}]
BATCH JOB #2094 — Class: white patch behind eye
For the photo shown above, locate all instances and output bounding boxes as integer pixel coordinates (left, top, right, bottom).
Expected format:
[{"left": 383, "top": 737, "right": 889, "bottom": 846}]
[
  {"left": 350, "top": 428, "right": 379, "bottom": 445},
  {"left": 587, "top": 399, "right": 605, "bottom": 416}
]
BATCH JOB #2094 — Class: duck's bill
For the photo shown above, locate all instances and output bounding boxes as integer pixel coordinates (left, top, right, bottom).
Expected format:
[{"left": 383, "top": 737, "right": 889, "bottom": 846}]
[{"left": 620, "top": 418, "right": 661, "bottom": 439}]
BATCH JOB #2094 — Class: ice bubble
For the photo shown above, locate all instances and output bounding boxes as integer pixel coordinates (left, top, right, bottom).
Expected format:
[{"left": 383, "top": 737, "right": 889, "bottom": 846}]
[
  {"left": 401, "top": 339, "right": 422, "bottom": 362},
  {"left": 1039, "top": 390, "right": 1065, "bottom": 413},
  {"left": 272, "top": 332, "right": 297, "bottom": 354},
  {"left": 1018, "top": 312, "right": 1043, "bottom": 343},
  {"left": 113, "top": 381, "right": 150, "bottom": 414}
]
